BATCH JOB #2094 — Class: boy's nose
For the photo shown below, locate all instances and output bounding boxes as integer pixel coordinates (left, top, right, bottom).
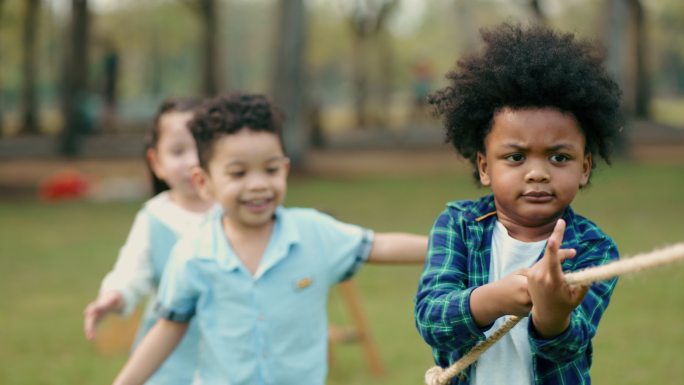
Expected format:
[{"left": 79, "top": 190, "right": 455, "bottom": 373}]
[
  {"left": 524, "top": 162, "right": 550, "bottom": 183},
  {"left": 246, "top": 173, "right": 269, "bottom": 190}
]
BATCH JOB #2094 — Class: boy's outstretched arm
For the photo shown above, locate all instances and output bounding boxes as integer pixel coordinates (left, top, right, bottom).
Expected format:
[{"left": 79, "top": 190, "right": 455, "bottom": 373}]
[
  {"left": 367, "top": 233, "right": 428, "bottom": 264},
  {"left": 112, "top": 319, "right": 188, "bottom": 385}
]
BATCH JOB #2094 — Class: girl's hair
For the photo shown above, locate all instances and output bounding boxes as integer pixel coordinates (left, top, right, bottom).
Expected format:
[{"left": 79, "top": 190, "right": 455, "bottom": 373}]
[
  {"left": 189, "top": 92, "right": 285, "bottom": 171},
  {"left": 429, "top": 23, "right": 623, "bottom": 184},
  {"left": 145, "top": 97, "right": 201, "bottom": 195}
]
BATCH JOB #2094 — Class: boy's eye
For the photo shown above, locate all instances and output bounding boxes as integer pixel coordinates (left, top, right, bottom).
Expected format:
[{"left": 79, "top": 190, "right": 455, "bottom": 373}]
[
  {"left": 266, "top": 167, "right": 280, "bottom": 174},
  {"left": 505, "top": 153, "right": 525, "bottom": 162},
  {"left": 550, "top": 154, "right": 569, "bottom": 163},
  {"left": 229, "top": 171, "right": 246, "bottom": 178}
]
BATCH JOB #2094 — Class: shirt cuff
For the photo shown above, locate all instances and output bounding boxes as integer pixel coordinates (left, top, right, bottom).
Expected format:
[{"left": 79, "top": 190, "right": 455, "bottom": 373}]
[
  {"left": 340, "top": 229, "right": 374, "bottom": 281},
  {"left": 155, "top": 302, "right": 195, "bottom": 323},
  {"left": 450, "top": 286, "right": 487, "bottom": 344},
  {"left": 528, "top": 315, "right": 584, "bottom": 361}
]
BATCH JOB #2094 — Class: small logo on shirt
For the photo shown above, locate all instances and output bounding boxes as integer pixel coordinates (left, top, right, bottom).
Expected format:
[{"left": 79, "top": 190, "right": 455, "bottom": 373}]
[{"left": 295, "top": 277, "right": 313, "bottom": 290}]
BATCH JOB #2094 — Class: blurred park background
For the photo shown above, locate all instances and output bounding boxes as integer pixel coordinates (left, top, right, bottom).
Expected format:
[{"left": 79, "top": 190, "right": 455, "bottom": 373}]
[{"left": 1, "top": 0, "right": 683, "bottom": 384}]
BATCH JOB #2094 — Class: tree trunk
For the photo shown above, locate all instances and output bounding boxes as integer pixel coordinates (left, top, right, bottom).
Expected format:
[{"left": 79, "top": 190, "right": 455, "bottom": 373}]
[
  {"left": 348, "top": 1, "right": 398, "bottom": 130},
  {"left": 604, "top": 0, "right": 650, "bottom": 118},
  {"left": 455, "top": 0, "right": 477, "bottom": 54},
  {"left": 272, "top": 0, "right": 308, "bottom": 168},
  {"left": 0, "top": 0, "right": 6, "bottom": 136},
  {"left": 199, "top": 0, "right": 219, "bottom": 96},
  {"left": 377, "top": 30, "right": 393, "bottom": 128},
  {"left": 604, "top": 0, "right": 630, "bottom": 113},
  {"left": 629, "top": 0, "right": 650, "bottom": 118},
  {"left": 373, "top": 1, "right": 397, "bottom": 128},
  {"left": 529, "top": 0, "right": 547, "bottom": 25},
  {"left": 21, "top": 0, "right": 40, "bottom": 135},
  {"left": 602, "top": 0, "right": 631, "bottom": 155},
  {"left": 60, "top": 0, "right": 90, "bottom": 156},
  {"left": 352, "top": 29, "right": 368, "bottom": 129}
]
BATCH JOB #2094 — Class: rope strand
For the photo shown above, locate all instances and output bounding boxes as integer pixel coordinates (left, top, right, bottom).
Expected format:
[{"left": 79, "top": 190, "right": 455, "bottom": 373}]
[{"left": 424, "top": 243, "right": 684, "bottom": 385}]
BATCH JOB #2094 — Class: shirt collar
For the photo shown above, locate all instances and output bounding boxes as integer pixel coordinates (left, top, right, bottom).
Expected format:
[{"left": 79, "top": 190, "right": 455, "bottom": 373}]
[
  {"left": 448, "top": 194, "right": 603, "bottom": 247},
  {"left": 212, "top": 206, "right": 301, "bottom": 275}
]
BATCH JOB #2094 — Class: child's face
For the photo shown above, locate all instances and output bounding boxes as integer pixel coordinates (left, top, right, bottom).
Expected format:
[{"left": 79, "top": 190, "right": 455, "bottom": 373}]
[
  {"left": 148, "top": 111, "right": 200, "bottom": 200},
  {"left": 477, "top": 107, "right": 591, "bottom": 230},
  {"left": 197, "top": 128, "right": 289, "bottom": 230}
]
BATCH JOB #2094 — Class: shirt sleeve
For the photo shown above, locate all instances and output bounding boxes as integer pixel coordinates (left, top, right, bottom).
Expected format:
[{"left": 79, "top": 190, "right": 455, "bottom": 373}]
[
  {"left": 155, "top": 239, "right": 200, "bottom": 323},
  {"left": 414, "top": 209, "right": 485, "bottom": 356},
  {"left": 99, "top": 210, "right": 155, "bottom": 316},
  {"left": 528, "top": 237, "right": 619, "bottom": 363},
  {"left": 310, "top": 211, "right": 374, "bottom": 284}
]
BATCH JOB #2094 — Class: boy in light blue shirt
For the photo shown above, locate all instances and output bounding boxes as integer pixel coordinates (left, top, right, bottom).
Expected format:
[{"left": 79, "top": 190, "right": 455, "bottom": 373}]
[{"left": 114, "top": 93, "right": 428, "bottom": 385}]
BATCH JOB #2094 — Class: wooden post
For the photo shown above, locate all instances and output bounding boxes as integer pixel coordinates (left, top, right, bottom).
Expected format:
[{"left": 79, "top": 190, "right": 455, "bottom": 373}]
[{"left": 328, "top": 280, "right": 385, "bottom": 376}]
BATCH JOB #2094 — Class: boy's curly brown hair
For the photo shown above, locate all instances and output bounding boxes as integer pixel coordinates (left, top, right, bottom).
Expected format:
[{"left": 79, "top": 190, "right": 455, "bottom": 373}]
[{"left": 190, "top": 92, "right": 285, "bottom": 170}]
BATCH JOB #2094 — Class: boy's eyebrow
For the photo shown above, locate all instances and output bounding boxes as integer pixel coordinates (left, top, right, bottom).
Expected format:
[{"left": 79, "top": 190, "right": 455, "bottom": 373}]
[
  {"left": 502, "top": 143, "right": 529, "bottom": 151},
  {"left": 265, "top": 156, "right": 288, "bottom": 163},
  {"left": 225, "top": 160, "right": 245, "bottom": 167},
  {"left": 546, "top": 143, "right": 578, "bottom": 152},
  {"left": 501, "top": 143, "right": 577, "bottom": 151},
  {"left": 224, "top": 156, "right": 287, "bottom": 167}
]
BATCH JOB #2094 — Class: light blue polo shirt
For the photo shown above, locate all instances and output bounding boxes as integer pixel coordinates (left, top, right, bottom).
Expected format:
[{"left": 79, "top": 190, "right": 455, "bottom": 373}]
[{"left": 156, "top": 206, "right": 374, "bottom": 385}]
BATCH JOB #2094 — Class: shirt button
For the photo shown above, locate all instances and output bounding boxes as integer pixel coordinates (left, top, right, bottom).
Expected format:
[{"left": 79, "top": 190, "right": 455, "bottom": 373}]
[{"left": 258, "top": 314, "right": 266, "bottom": 321}]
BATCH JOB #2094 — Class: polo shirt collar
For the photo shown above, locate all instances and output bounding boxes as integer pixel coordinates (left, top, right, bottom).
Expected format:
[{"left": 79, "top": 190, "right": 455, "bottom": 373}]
[
  {"left": 212, "top": 206, "right": 301, "bottom": 276},
  {"left": 254, "top": 206, "right": 300, "bottom": 279}
]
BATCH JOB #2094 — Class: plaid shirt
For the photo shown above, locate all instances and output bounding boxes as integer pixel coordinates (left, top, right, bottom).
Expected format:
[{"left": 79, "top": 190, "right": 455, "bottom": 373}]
[{"left": 415, "top": 195, "right": 619, "bottom": 385}]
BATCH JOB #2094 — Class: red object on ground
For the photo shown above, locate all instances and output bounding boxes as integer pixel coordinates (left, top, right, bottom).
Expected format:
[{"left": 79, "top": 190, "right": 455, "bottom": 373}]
[{"left": 39, "top": 170, "right": 91, "bottom": 201}]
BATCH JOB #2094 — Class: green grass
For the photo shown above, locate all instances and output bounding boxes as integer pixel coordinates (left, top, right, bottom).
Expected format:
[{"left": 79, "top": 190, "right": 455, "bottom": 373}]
[{"left": 1, "top": 160, "right": 683, "bottom": 384}]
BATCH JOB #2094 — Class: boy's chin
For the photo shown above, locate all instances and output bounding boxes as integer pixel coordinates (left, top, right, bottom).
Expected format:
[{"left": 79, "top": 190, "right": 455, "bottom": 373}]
[{"left": 232, "top": 212, "right": 277, "bottom": 228}]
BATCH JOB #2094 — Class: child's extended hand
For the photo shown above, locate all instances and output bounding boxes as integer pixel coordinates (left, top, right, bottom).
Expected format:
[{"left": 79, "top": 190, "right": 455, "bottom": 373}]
[
  {"left": 526, "top": 219, "right": 588, "bottom": 338},
  {"left": 470, "top": 269, "right": 531, "bottom": 327},
  {"left": 83, "top": 291, "right": 123, "bottom": 341}
]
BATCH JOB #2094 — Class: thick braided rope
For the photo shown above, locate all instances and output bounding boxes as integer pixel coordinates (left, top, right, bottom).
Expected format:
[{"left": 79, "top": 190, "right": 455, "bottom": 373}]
[{"left": 425, "top": 242, "right": 684, "bottom": 385}]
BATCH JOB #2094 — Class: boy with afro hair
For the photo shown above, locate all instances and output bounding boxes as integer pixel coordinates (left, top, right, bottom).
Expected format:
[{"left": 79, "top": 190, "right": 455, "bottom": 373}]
[{"left": 415, "top": 23, "right": 623, "bottom": 384}]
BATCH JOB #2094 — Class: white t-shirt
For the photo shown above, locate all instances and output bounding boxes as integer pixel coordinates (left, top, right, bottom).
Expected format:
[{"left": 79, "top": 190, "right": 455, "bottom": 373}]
[
  {"left": 99, "top": 191, "right": 217, "bottom": 316},
  {"left": 472, "top": 220, "right": 546, "bottom": 385}
]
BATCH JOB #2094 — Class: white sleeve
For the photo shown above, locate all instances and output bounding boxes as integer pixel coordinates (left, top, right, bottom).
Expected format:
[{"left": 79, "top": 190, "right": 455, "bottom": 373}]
[{"left": 99, "top": 210, "right": 155, "bottom": 317}]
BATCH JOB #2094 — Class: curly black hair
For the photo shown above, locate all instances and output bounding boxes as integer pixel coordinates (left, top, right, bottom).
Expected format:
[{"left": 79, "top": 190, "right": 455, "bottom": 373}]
[
  {"left": 429, "top": 23, "right": 623, "bottom": 183},
  {"left": 190, "top": 92, "right": 285, "bottom": 170},
  {"left": 146, "top": 96, "right": 201, "bottom": 195}
]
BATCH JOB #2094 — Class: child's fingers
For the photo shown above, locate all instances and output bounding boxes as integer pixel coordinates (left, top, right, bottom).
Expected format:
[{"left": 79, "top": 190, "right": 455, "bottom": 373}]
[
  {"left": 83, "top": 299, "right": 110, "bottom": 341},
  {"left": 542, "top": 219, "right": 566, "bottom": 271},
  {"left": 558, "top": 248, "right": 576, "bottom": 263},
  {"left": 84, "top": 304, "right": 99, "bottom": 340},
  {"left": 571, "top": 283, "right": 590, "bottom": 305},
  {"left": 547, "top": 219, "right": 566, "bottom": 252}
]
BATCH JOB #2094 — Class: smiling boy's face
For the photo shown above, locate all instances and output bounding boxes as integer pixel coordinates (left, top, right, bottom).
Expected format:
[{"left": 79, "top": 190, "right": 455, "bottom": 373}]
[
  {"left": 477, "top": 107, "right": 592, "bottom": 239},
  {"left": 194, "top": 128, "right": 289, "bottom": 231}
]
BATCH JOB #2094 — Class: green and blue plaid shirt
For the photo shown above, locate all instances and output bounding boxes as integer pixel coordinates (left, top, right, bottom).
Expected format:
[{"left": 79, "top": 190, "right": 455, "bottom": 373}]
[{"left": 415, "top": 195, "right": 619, "bottom": 385}]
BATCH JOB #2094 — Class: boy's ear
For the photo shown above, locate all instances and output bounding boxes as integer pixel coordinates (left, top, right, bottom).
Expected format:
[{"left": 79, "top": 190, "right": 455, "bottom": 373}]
[
  {"left": 580, "top": 153, "right": 592, "bottom": 187},
  {"left": 146, "top": 148, "right": 164, "bottom": 180},
  {"left": 477, "top": 152, "right": 491, "bottom": 186},
  {"left": 191, "top": 166, "right": 214, "bottom": 201}
]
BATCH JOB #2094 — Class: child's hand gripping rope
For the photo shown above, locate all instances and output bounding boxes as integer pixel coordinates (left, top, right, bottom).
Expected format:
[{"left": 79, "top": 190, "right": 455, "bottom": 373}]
[
  {"left": 526, "top": 219, "right": 588, "bottom": 338},
  {"left": 425, "top": 237, "right": 684, "bottom": 385}
]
